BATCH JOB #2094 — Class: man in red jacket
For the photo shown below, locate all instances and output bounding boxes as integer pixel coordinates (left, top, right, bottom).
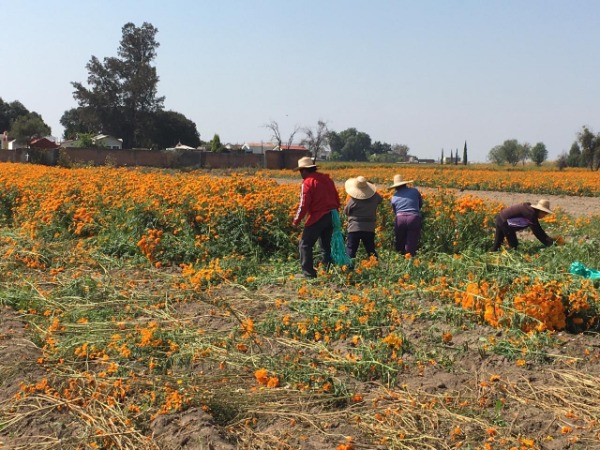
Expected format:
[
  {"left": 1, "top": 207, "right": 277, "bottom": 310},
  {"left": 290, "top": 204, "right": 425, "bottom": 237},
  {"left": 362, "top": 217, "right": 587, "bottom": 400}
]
[{"left": 292, "top": 156, "right": 340, "bottom": 278}]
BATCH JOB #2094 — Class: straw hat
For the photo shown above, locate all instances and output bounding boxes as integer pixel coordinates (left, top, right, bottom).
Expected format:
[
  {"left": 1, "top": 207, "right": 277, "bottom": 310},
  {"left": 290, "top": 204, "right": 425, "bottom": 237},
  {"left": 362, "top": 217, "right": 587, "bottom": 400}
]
[
  {"left": 295, "top": 156, "right": 317, "bottom": 170},
  {"left": 389, "top": 174, "right": 414, "bottom": 189},
  {"left": 345, "top": 176, "right": 377, "bottom": 200},
  {"left": 531, "top": 199, "right": 553, "bottom": 214}
]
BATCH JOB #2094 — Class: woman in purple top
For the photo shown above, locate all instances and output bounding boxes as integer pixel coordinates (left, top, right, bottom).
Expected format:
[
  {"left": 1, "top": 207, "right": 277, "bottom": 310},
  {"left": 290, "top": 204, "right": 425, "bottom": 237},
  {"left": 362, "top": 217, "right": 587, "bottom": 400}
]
[
  {"left": 390, "top": 174, "right": 423, "bottom": 256},
  {"left": 492, "top": 199, "right": 555, "bottom": 251}
]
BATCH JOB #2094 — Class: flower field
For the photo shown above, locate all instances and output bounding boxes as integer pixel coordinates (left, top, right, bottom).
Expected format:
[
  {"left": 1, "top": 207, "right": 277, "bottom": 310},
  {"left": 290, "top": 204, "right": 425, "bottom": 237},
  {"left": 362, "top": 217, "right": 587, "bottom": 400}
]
[
  {"left": 261, "top": 163, "right": 600, "bottom": 197},
  {"left": 0, "top": 162, "right": 599, "bottom": 449}
]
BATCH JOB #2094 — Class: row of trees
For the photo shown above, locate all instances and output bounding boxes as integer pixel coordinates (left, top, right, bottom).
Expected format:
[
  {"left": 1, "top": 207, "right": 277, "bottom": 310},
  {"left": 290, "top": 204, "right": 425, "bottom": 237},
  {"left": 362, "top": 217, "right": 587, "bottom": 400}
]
[
  {"left": 488, "top": 140, "right": 548, "bottom": 166},
  {"left": 556, "top": 126, "right": 600, "bottom": 171},
  {"left": 440, "top": 142, "right": 469, "bottom": 165},
  {"left": 488, "top": 126, "right": 600, "bottom": 171},
  {"left": 264, "top": 120, "right": 411, "bottom": 163}
]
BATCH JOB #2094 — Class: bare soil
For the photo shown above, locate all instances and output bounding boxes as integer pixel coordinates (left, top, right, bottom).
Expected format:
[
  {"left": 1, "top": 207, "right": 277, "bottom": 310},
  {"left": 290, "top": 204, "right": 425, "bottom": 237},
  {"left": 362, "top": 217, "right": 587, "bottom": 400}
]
[{"left": 429, "top": 188, "right": 599, "bottom": 218}]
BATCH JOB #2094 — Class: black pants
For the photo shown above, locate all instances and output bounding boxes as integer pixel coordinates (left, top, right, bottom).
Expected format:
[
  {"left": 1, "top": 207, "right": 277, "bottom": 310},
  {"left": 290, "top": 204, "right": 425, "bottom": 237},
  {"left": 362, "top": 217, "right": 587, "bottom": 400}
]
[
  {"left": 299, "top": 213, "right": 333, "bottom": 277},
  {"left": 346, "top": 231, "right": 378, "bottom": 258},
  {"left": 492, "top": 216, "right": 519, "bottom": 251}
]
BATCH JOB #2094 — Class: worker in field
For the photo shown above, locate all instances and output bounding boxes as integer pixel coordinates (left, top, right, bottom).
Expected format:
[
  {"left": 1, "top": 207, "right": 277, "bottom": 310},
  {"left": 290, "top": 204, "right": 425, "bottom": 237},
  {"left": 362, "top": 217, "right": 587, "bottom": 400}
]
[
  {"left": 390, "top": 174, "right": 423, "bottom": 256},
  {"left": 491, "top": 199, "right": 555, "bottom": 251},
  {"left": 292, "top": 156, "right": 341, "bottom": 278},
  {"left": 343, "top": 176, "right": 383, "bottom": 259}
]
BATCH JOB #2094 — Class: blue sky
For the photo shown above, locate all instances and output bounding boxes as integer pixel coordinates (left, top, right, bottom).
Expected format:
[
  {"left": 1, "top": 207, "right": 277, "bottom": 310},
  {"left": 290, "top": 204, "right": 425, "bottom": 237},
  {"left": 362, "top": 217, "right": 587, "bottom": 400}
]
[{"left": 3, "top": 0, "right": 599, "bottom": 161}]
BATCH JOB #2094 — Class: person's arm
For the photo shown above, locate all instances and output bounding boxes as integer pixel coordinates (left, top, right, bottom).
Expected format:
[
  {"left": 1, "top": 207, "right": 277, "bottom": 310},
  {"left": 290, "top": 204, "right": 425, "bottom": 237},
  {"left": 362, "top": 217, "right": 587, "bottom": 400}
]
[
  {"left": 293, "top": 181, "right": 311, "bottom": 226},
  {"left": 529, "top": 220, "right": 553, "bottom": 246},
  {"left": 343, "top": 198, "right": 353, "bottom": 216}
]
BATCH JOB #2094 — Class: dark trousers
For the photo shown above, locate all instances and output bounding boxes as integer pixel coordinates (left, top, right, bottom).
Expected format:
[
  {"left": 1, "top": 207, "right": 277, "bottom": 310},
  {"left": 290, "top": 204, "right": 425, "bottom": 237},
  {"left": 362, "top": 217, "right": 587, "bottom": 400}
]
[
  {"left": 395, "top": 213, "right": 422, "bottom": 256},
  {"left": 492, "top": 215, "right": 519, "bottom": 251},
  {"left": 346, "top": 231, "right": 378, "bottom": 258},
  {"left": 299, "top": 213, "right": 333, "bottom": 277}
]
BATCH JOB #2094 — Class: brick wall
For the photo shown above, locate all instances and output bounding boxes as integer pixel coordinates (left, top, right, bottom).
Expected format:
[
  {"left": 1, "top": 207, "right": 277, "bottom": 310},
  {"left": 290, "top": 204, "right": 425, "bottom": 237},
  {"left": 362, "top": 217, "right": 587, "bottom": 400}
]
[{"left": 0, "top": 148, "right": 312, "bottom": 170}]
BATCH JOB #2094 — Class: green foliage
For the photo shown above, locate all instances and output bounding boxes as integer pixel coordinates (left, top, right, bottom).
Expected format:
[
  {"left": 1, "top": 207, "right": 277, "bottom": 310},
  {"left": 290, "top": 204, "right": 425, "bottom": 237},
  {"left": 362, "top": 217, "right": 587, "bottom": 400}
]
[
  {"left": 327, "top": 128, "right": 371, "bottom": 161},
  {"left": 578, "top": 125, "right": 600, "bottom": 171},
  {"left": 488, "top": 139, "right": 524, "bottom": 166},
  {"left": 0, "top": 98, "right": 29, "bottom": 133},
  {"left": 71, "top": 22, "right": 165, "bottom": 148},
  {"left": 10, "top": 113, "right": 51, "bottom": 144},
  {"left": 530, "top": 142, "right": 548, "bottom": 166},
  {"left": 210, "top": 133, "right": 224, "bottom": 152}
]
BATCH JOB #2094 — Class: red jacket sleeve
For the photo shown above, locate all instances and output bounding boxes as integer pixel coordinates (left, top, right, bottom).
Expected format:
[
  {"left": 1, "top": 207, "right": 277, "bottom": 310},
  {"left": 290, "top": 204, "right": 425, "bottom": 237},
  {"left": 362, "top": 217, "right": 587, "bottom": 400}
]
[{"left": 293, "top": 179, "right": 311, "bottom": 226}]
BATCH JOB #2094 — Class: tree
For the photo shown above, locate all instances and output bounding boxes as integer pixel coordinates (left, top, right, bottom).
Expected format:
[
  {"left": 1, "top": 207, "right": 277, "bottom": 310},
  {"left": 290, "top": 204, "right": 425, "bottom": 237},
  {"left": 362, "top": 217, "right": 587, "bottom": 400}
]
[
  {"left": 301, "top": 120, "right": 329, "bottom": 162},
  {"left": 440, "top": 148, "right": 444, "bottom": 164},
  {"left": 327, "top": 128, "right": 371, "bottom": 161},
  {"left": 10, "top": 113, "right": 51, "bottom": 146},
  {"left": 147, "top": 110, "right": 200, "bottom": 149},
  {"left": 210, "top": 133, "right": 224, "bottom": 152},
  {"left": 518, "top": 143, "right": 531, "bottom": 166},
  {"left": 530, "top": 142, "right": 548, "bottom": 166},
  {"left": 567, "top": 141, "right": 582, "bottom": 167},
  {"left": 488, "top": 145, "right": 505, "bottom": 165},
  {"left": 71, "top": 22, "right": 165, "bottom": 148},
  {"left": 488, "top": 139, "right": 522, "bottom": 166},
  {"left": 370, "top": 141, "right": 392, "bottom": 155},
  {"left": 75, "top": 133, "right": 96, "bottom": 148},
  {"left": 578, "top": 126, "right": 599, "bottom": 171},
  {"left": 60, "top": 107, "right": 100, "bottom": 139},
  {"left": 556, "top": 152, "right": 568, "bottom": 171},
  {"left": 0, "top": 98, "right": 29, "bottom": 133},
  {"left": 462, "top": 141, "right": 468, "bottom": 165},
  {"left": 264, "top": 120, "right": 300, "bottom": 152},
  {"left": 391, "top": 144, "right": 410, "bottom": 161}
]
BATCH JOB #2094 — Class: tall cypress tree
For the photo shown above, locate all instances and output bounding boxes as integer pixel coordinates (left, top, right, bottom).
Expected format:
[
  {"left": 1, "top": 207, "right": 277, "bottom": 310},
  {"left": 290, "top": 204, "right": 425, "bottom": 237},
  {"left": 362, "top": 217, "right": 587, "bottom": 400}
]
[{"left": 463, "top": 141, "right": 468, "bottom": 165}]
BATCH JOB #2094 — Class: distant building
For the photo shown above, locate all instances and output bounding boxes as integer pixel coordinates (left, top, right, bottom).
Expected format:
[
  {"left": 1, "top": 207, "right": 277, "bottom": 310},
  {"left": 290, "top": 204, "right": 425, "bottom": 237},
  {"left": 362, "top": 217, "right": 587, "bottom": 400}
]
[
  {"left": 242, "top": 142, "right": 276, "bottom": 154},
  {"left": 166, "top": 141, "right": 195, "bottom": 151},
  {"left": 93, "top": 134, "right": 123, "bottom": 149},
  {"left": 30, "top": 137, "right": 60, "bottom": 149},
  {"left": 275, "top": 144, "right": 308, "bottom": 151}
]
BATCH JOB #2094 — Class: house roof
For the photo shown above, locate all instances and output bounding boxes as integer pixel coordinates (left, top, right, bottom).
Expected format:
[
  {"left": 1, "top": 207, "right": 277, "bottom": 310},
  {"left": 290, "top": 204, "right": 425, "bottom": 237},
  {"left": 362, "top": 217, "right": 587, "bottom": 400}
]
[
  {"left": 279, "top": 145, "right": 307, "bottom": 151},
  {"left": 245, "top": 142, "right": 275, "bottom": 146},
  {"left": 94, "top": 134, "right": 123, "bottom": 142},
  {"left": 30, "top": 137, "right": 60, "bottom": 149}
]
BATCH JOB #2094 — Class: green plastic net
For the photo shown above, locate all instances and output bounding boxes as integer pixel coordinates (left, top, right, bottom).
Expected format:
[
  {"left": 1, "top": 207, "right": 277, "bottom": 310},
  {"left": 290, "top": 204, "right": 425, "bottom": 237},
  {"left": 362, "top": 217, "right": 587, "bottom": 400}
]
[
  {"left": 330, "top": 210, "right": 353, "bottom": 267},
  {"left": 569, "top": 261, "right": 600, "bottom": 279}
]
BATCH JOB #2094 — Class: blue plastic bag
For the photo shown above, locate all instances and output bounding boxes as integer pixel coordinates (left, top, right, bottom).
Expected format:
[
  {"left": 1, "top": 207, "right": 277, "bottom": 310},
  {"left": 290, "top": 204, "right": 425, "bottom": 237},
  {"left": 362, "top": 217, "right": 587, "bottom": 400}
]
[
  {"left": 569, "top": 261, "right": 600, "bottom": 279},
  {"left": 330, "top": 210, "right": 353, "bottom": 267}
]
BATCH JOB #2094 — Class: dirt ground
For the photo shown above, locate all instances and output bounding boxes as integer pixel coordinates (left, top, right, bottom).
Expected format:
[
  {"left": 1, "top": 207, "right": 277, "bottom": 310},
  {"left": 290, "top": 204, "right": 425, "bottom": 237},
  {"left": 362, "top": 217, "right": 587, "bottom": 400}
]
[{"left": 428, "top": 188, "right": 599, "bottom": 218}]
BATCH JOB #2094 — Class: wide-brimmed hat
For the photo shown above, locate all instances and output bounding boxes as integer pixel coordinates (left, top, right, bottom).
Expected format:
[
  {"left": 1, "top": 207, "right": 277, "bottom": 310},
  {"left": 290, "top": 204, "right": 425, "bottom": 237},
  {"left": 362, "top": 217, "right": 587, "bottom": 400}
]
[
  {"left": 295, "top": 156, "right": 317, "bottom": 170},
  {"left": 389, "top": 174, "right": 414, "bottom": 189},
  {"left": 532, "top": 199, "right": 553, "bottom": 214},
  {"left": 345, "top": 176, "right": 377, "bottom": 200}
]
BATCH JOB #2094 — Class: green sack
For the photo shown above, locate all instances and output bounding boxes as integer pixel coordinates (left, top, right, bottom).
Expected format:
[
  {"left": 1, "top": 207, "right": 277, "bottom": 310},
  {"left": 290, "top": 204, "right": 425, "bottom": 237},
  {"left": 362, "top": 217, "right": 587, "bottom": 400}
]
[
  {"left": 569, "top": 261, "right": 600, "bottom": 279},
  {"left": 330, "top": 210, "right": 353, "bottom": 267}
]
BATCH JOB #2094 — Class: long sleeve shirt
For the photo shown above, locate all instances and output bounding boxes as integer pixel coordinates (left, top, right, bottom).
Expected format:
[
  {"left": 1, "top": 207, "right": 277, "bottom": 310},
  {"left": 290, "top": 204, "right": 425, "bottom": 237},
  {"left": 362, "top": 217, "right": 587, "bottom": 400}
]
[
  {"left": 343, "top": 193, "right": 383, "bottom": 233},
  {"left": 497, "top": 203, "right": 553, "bottom": 246},
  {"left": 391, "top": 187, "right": 422, "bottom": 215},
  {"left": 293, "top": 172, "right": 340, "bottom": 227}
]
